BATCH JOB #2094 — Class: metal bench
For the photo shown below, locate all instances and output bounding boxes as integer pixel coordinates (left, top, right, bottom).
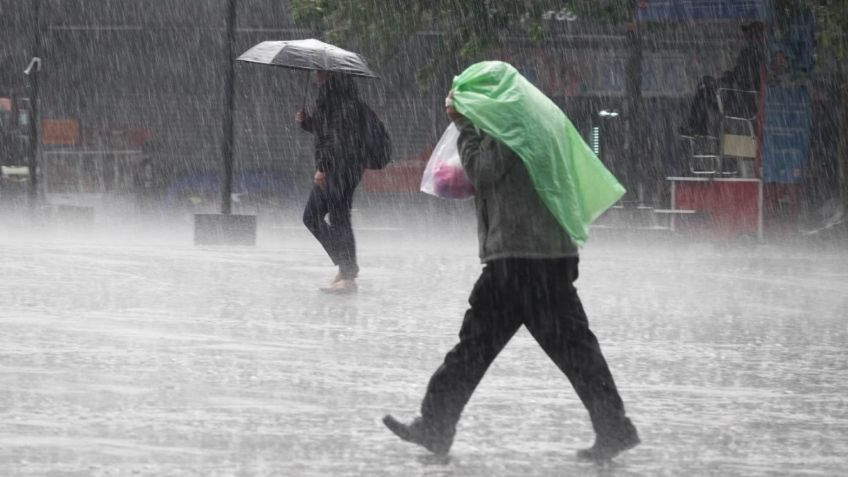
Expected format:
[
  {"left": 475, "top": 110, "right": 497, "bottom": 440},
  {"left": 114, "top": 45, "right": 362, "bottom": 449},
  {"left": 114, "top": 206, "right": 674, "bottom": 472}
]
[{"left": 680, "top": 88, "right": 758, "bottom": 177}]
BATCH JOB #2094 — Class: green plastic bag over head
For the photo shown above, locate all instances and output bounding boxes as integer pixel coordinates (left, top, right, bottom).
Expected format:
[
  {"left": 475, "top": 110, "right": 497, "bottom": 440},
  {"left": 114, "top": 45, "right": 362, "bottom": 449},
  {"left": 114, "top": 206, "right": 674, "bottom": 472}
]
[{"left": 451, "top": 61, "right": 625, "bottom": 246}]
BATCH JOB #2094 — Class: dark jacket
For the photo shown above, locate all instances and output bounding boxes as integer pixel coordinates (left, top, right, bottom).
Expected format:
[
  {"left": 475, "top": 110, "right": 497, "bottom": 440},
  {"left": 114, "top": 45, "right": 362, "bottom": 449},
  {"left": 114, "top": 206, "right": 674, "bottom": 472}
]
[
  {"left": 455, "top": 118, "right": 578, "bottom": 263},
  {"left": 300, "top": 75, "right": 364, "bottom": 175},
  {"left": 721, "top": 37, "right": 766, "bottom": 91}
]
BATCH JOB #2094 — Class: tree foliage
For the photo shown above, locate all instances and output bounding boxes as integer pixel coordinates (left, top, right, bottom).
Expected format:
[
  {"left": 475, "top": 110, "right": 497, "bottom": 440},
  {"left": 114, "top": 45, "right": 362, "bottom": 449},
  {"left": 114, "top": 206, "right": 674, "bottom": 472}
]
[
  {"left": 290, "top": 0, "right": 631, "bottom": 78},
  {"left": 803, "top": 0, "right": 848, "bottom": 63},
  {"left": 291, "top": 0, "right": 848, "bottom": 66}
]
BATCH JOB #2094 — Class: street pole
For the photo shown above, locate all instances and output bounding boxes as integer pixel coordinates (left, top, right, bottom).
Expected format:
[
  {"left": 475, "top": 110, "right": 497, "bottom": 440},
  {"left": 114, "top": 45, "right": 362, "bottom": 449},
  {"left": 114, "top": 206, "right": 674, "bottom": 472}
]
[
  {"left": 25, "top": 0, "right": 43, "bottom": 214},
  {"left": 194, "top": 0, "right": 255, "bottom": 246},
  {"left": 221, "top": 0, "right": 236, "bottom": 215},
  {"left": 624, "top": 1, "right": 643, "bottom": 205},
  {"left": 838, "top": 59, "right": 848, "bottom": 215}
]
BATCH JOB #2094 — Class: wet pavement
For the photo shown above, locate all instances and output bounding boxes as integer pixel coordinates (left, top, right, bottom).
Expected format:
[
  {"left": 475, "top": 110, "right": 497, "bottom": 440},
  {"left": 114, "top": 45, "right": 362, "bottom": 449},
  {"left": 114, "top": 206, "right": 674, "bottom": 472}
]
[{"left": 1, "top": 220, "right": 846, "bottom": 476}]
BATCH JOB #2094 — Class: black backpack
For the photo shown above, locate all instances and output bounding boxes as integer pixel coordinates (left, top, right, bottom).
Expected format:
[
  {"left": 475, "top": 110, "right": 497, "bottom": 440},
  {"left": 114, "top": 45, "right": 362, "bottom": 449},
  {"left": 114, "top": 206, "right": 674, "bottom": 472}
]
[{"left": 358, "top": 102, "right": 392, "bottom": 170}]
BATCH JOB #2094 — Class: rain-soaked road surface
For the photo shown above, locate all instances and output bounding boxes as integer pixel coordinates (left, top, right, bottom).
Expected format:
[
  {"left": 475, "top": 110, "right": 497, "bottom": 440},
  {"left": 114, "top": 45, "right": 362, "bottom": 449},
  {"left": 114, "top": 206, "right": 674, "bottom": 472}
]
[{"left": 1, "top": 218, "right": 846, "bottom": 476}]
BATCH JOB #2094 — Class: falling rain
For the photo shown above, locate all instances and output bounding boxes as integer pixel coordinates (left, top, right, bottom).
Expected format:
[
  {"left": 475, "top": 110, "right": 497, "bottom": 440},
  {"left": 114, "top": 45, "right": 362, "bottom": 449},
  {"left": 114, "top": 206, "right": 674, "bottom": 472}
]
[{"left": 1, "top": 1, "right": 846, "bottom": 475}]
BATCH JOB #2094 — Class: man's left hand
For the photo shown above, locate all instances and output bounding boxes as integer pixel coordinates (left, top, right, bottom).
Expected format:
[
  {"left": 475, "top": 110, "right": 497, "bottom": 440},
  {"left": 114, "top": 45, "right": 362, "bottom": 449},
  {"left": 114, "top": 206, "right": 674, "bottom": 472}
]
[
  {"left": 445, "top": 91, "right": 463, "bottom": 121},
  {"left": 446, "top": 105, "right": 463, "bottom": 122}
]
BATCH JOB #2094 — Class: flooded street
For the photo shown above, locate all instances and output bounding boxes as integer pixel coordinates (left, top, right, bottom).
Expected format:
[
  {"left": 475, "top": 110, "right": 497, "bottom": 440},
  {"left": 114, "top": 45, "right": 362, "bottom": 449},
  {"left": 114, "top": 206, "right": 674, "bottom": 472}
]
[
  {"left": 1, "top": 223, "right": 846, "bottom": 476},
  {"left": 2, "top": 0, "right": 848, "bottom": 475}
]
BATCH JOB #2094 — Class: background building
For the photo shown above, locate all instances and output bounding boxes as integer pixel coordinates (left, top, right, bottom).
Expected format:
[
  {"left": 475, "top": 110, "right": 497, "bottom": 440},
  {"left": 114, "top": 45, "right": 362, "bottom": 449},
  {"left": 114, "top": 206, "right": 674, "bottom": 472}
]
[{"left": 1, "top": 0, "right": 839, "bottom": 231}]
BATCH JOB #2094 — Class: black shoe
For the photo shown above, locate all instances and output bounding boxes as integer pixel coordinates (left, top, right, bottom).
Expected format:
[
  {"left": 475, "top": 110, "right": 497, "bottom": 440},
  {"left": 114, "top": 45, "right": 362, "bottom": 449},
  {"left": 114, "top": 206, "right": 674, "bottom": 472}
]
[
  {"left": 577, "top": 418, "right": 640, "bottom": 462},
  {"left": 382, "top": 415, "right": 453, "bottom": 455}
]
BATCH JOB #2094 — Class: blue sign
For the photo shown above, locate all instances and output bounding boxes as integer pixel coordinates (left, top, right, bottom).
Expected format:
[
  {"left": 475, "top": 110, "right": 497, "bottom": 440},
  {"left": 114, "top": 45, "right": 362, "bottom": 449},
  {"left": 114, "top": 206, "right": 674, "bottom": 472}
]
[
  {"left": 760, "top": 85, "right": 810, "bottom": 183},
  {"left": 590, "top": 58, "right": 626, "bottom": 95},
  {"left": 760, "top": 4, "right": 814, "bottom": 183},
  {"left": 635, "top": 0, "right": 769, "bottom": 22},
  {"left": 768, "top": 7, "right": 815, "bottom": 78},
  {"left": 642, "top": 54, "right": 688, "bottom": 96}
]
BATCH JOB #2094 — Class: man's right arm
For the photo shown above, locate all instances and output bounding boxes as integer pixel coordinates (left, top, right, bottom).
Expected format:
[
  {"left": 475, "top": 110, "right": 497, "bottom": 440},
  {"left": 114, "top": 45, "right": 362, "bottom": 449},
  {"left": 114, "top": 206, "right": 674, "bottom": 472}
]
[
  {"left": 455, "top": 118, "right": 511, "bottom": 190},
  {"left": 455, "top": 117, "right": 482, "bottom": 160}
]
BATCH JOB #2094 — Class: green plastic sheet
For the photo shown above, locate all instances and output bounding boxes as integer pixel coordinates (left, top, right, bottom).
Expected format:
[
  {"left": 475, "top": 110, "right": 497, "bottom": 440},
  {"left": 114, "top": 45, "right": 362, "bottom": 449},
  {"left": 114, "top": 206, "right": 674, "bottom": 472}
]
[{"left": 451, "top": 61, "right": 626, "bottom": 246}]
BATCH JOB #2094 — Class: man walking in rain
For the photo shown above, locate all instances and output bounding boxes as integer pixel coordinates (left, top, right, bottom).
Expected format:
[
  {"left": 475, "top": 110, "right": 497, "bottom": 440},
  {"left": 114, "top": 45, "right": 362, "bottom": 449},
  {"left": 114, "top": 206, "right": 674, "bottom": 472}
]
[
  {"left": 383, "top": 62, "right": 639, "bottom": 462},
  {"left": 296, "top": 71, "right": 364, "bottom": 294}
]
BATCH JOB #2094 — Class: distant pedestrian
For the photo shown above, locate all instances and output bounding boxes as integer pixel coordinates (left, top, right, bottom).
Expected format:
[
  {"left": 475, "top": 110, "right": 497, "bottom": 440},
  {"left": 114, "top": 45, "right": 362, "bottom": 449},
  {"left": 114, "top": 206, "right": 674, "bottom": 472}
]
[
  {"left": 680, "top": 21, "right": 766, "bottom": 137},
  {"left": 296, "top": 71, "right": 364, "bottom": 294},
  {"left": 383, "top": 85, "right": 639, "bottom": 462}
]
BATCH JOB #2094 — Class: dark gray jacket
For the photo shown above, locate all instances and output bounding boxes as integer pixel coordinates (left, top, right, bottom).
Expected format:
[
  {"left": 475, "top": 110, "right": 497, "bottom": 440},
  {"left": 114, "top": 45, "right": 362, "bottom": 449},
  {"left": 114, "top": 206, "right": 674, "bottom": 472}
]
[
  {"left": 456, "top": 118, "right": 578, "bottom": 262},
  {"left": 299, "top": 75, "right": 364, "bottom": 175}
]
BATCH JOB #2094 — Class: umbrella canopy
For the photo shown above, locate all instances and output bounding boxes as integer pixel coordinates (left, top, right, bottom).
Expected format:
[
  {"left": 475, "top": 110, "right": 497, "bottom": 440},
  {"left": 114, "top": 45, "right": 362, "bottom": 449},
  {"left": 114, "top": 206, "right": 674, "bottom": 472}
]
[{"left": 236, "top": 39, "right": 378, "bottom": 78}]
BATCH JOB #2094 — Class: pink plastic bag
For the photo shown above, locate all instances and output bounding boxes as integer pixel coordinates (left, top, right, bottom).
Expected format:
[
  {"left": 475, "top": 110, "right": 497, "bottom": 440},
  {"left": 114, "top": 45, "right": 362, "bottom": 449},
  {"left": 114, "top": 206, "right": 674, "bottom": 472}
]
[{"left": 420, "top": 123, "right": 475, "bottom": 199}]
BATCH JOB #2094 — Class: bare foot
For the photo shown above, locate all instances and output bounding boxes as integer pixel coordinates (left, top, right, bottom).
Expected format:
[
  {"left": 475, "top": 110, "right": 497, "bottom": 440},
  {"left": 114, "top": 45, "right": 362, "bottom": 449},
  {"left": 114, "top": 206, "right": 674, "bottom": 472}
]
[{"left": 320, "top": 278, "right": 357, "bottom": 294}]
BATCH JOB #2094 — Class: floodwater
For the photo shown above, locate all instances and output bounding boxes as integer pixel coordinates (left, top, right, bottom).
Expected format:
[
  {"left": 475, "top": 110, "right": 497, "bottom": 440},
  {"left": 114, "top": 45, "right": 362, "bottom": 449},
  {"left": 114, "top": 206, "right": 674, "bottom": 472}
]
[{"left": 1, "top": 216, "right": 846, "bottom": 476}]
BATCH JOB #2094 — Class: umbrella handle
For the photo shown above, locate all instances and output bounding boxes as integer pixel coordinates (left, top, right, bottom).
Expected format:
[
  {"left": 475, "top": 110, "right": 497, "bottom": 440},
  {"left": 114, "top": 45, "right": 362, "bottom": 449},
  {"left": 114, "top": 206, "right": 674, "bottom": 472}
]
[{"left": 301, "top": 72, "right": 310, "bottom": 112}]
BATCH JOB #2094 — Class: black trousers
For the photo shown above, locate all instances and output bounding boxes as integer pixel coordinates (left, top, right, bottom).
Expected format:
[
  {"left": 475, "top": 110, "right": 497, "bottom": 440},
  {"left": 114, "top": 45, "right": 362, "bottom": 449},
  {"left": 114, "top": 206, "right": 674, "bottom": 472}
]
[
  {"left": 420, "top": 257, "right": 629, "bottom": 439},
  {"left": 302, "top": 171, "right": 361, "bottom": 279}
]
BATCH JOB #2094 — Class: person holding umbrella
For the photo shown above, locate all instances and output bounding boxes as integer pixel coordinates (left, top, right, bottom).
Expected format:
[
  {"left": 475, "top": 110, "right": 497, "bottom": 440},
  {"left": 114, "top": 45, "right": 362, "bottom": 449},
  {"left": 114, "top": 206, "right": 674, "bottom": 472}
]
[
  {"left": 238, "top": 39, "right": 380, "bottom": 293},
  {"left": 383, "top": 62, "right": 639, "bottom": 462},
  {"left": 296, "top": 70, "right": 364, "bottom": 293}
]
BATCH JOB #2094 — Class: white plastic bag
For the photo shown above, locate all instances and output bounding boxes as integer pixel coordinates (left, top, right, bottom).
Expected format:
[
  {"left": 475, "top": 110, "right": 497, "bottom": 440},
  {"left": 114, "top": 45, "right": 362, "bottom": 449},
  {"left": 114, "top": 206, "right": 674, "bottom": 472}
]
[{"left": 420, "top": 123, "right": 475, "bottom": 199}]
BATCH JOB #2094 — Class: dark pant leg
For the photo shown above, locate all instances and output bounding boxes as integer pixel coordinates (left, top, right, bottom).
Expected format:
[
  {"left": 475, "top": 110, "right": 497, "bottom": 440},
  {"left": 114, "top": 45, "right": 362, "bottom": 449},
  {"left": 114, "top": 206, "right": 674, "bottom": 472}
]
[
  {"left": 420, "top": 262, "right": 523, "bottom": 435},
  {"left": 325, "top": 173, "right": 359, "bottom": 278},
  {"left": 301, "top": 173, "right": 360, "bottom": 278},
  {"left": 521, "top": 258, "right": 629, "bottom": 439},
  {"left": 302, "top": 184, "right": 339, "bottom": 266}
]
